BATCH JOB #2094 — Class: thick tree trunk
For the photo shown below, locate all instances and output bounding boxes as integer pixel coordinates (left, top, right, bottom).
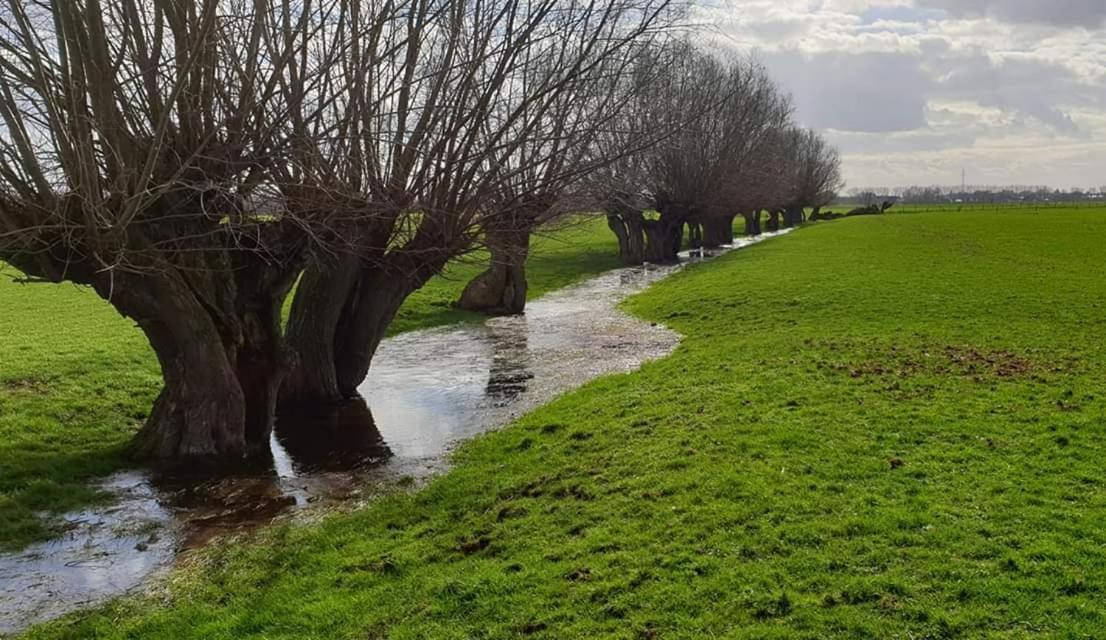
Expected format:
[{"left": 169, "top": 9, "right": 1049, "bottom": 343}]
[
  {"left": 333, "top": 262, "right": 434, "bottom": 395},
  {"left": 283, "top": 251, "right": 442, "bottom": 406},
  {"left": 281, "top": 255, "right": 362, "bottom": 406},
  {"left": 457, "top": 224, "right": 531, "bottom": 315},
  {"left": 686, "top": 222, "right": 703, "bottom": 250},
  {"left": 606, "top": 210, "right": 645, "bottom": 266},
  {"left": 642, "top": 216, "right": 682, "bottom": 263},
  {"left": 743, "top": 210, "right": 762, "bottom": 236},
  {"left": 103, "top": 271, "right": 289, "bottom": 462},
  {"left": 132, "top": 295, "right": 246, "bottom": 460},
  {"left": 607, "top": 213, "right": 632, "bottom": 263},
  {"left": 233, "top": 269, "right": 298, "bottom": 446},
  {"left": 767, "top": 210, "right": 781, "bottom": 232},
  {"left": 702, "top": 214, "right": 736, "bottom": 248},
  {"left": 782, "top": 206, "right": 804, "bottom": 228}
]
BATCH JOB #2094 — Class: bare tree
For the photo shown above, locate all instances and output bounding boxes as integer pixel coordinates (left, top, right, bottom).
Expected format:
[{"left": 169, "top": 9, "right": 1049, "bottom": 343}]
[
  {"left": 0, "top": 0, "right": 337, "bottom": 460},
  {"left": 277, "top": 0, "right": 680, "bottom": 406},
  {"left": 602, "top": 48, "right": 794, "bottom": 261},
  {"left": 456, "top": 35, "right": 679, "bottom": 314},
  {"left": 701, "top": 61, "right": 792, "bottom": 245},
  {"left": 780, "top": 129, "right": 843, "bottom": 226},
  {"left": 590, "top": 44, "right": 687, "bottom": 265}
]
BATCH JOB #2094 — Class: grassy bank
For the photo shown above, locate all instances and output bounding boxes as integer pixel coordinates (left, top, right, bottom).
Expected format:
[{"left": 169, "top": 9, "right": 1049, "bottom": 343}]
[
  {"left": 28, "top": 208, "right": 1106, "bottom": 638},
  {"left": 0, "top": 215, "right": 618, "bottom": 551}
]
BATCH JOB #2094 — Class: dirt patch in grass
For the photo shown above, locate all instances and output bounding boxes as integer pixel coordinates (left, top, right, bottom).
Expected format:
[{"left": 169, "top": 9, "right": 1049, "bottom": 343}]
[
  {"left": 1, "top": 377, "right": 51, "bottom": 394},
  {"left": 814, "top": 341, "right": 1075, "bottom": 382}
]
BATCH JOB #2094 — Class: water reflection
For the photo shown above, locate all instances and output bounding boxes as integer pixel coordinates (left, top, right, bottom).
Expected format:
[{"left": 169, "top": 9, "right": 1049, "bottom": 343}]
[
  {"left": 275, "top": 398, "right": 393, "bottom": 474},
  {"left": 485, "top": 323, "right": 533, "bottom": 406},
  {"left": 0, "top": 473, "right": 177, "bottom": 635}
]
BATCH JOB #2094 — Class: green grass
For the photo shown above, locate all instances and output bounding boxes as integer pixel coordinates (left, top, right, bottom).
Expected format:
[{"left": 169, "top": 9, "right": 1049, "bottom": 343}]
[
  {"left": 25, "top": 207, "right": 1106, "bottom": 638},
  {"left": 387, "top": 216, "right": 620, "bottom": 335},
  {"left": 0, "top": 215, "right": 619, "bottom": 552}
]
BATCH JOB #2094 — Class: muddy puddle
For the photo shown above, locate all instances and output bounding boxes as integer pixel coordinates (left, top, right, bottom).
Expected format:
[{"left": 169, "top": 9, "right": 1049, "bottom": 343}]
[{"left": 0, "top": 230, "right": 791, "bottom": 635}]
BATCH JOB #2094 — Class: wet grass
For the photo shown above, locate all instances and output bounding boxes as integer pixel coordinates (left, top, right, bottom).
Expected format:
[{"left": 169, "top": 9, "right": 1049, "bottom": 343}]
[
  {"left": 0, "top": 215, "right": 619, "bottom": 552},
  {"left": 388, "top": 215, "right": 620, "bottom": 335},
  {"left": 25, "top": 207, "right": 1106, "bottom": 638}
]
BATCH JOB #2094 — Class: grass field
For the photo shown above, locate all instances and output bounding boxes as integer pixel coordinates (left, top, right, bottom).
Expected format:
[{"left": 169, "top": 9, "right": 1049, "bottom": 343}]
[
  {"left": 22, "top": 207, "right": 1106, "bottom": 638},
  {"left": 0, "top": 215, "right": 619, "bottom": 552}
]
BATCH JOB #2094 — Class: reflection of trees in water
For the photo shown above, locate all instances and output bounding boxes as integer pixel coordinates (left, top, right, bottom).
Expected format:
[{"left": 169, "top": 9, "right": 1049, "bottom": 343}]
[
  {"left": 618, "top": 267, "right": 647, "bottom": 287},
  {"left": 275, "top": 397, "right": 392, "bottom": 472},
  {"left": 484, "top": 322, "right": 534, "bottom": 407},
  {"left": 153, "top": 451, "right": 291, "bottom": 548},
  {"left": 617, "top": 264, "right": 673, "bottom": 288},
  {"left": 154, "top": 397, "right": 393, "bottom": 547}
]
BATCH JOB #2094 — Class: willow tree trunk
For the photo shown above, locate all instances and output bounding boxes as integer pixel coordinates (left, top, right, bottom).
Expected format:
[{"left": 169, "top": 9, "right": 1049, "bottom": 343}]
[
  {"left": 333, "top": 260, "right": 439, "bottom": 394},
  {"left": 642, "top": 216, "right": 683, "bottom": 263},
  {"left": 282, "top": 254, "right": 443, "bottom": 406},
  {"left": 743, "top": 210, "right": 762, "bottom": 236},
  {"left": 281, "top": 255, "right": 362, "bottom": 406},
  {"left": 95, "top": 269, "right": 292, "bottom": 462},
  {"left": 457, "top": 224, "right": 532, "bottom": 315},
  {"left": 783, "top": 206, "right": 804, "bottom": 228},
  {"left": 767, "top": 210, "right": 781, "bottom": 232},
  {"left": 607, "top": 210, "right": 645, "bottom": 266},
  {"left": 686, "top": 222, "right": 703, "bottom": 250},
  {"left": 702, "top": 214, "right": 736, "bottom": 248}
]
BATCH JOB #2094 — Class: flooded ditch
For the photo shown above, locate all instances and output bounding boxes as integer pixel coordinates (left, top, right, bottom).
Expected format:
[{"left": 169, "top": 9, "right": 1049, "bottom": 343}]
[{"left": 0, "top": 229, "right": 791, "bottom": 635}]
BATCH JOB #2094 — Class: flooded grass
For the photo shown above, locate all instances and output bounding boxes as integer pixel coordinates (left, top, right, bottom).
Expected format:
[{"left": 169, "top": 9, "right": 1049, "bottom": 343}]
[
  {"left": 0, "top": 217, "right": 619, "bottom": 555},
  {"left": 12, "top": 208, "right": 1106, "bottom": 638},
  {"left": 1, "top": 229, "right": 784, "bottom": 633}
]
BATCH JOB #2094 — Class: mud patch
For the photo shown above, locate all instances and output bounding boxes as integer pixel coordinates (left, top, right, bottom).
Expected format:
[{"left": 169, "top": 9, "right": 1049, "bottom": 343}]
[
  {"left": 814, "top": 340, "right": 1073, "bottom": 383},
  {"left": 1, "top": 376, "right": 50, "bottom": 394}
]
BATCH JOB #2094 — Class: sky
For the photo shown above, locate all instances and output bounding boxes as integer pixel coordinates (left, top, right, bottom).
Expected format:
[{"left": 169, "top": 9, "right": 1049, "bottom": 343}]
[{"left": 694, "top": 0, "right": 1106, "bottom": 190}]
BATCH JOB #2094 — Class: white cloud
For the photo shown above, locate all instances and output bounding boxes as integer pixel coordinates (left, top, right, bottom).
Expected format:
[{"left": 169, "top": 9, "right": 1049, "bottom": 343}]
[{"left": 693, "top": 0, "right": 1106, "bottom": 187}]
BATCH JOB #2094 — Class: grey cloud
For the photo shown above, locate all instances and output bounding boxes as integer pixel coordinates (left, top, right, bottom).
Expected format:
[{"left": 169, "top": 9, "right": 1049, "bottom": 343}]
[
  {"left": 825, "top": 129, "right": 977, "bottom": 154},
  {"left": 763, "top": 51, "right": 932, "bottom": 132},
  {"left": 936, "top": 54, "right": 1095, "bottom": 135},
  {"left": 916, "top": 0, "right": 1106, "bottom": 28}
]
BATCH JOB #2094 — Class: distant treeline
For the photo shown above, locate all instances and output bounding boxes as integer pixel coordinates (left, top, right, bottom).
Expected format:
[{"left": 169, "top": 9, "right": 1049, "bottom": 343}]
[{"left": 838, "top": 186, "right": 1106, "bottom": 206}]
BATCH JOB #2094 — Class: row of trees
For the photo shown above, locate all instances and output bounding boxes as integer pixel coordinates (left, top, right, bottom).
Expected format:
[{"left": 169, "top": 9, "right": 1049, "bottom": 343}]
[
  {"left": 0, "top": 0, "right": 840, "bottom": 468},
  {"left": 600, "top": 45, "right": 843, "bottom": 265}
]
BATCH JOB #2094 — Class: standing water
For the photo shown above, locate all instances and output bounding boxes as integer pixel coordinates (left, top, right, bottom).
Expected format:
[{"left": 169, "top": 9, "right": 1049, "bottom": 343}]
[{"left": 0, "top": 230, "right": 791, "bottom": 634}]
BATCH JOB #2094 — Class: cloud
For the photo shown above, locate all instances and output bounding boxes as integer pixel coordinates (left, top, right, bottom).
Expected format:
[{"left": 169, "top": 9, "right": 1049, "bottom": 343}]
[
  {"left": 764, "top": 50, "right": 931, "bottom": 132},
  {"left": 916, "top": 0, "right": 1106, "bottom": 28},
  {"left": 936, "top": 53, "right": 1093, "bottom": 135},
  {"left": 692, "top": 0, "right": 1106, "bottom": 187}
]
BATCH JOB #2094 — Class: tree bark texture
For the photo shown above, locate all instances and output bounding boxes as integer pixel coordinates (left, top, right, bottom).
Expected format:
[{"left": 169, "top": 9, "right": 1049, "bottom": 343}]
[
  {"left": 606, "top": 209, "right": 645, "bottom": 266},
  {"left": 642, "top": 216, "right": 683, "bottom": 263},
  {"left": 702, "top": 213, "right": 736, "bottom": 248},
  {"left": 282, "top": 251, "right": 446, "bottom": 407},
  {"left": 93, "top": 263, "right": 296, "bottom": 463},
  {"left": 457, "top": 219, "right": 533, "bottom": 315}
]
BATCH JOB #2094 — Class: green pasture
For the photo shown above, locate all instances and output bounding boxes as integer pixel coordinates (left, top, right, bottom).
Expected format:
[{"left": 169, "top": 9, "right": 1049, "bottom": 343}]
[{"left": 23, "top": 207, "right": 1106, "bottom": 638}]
